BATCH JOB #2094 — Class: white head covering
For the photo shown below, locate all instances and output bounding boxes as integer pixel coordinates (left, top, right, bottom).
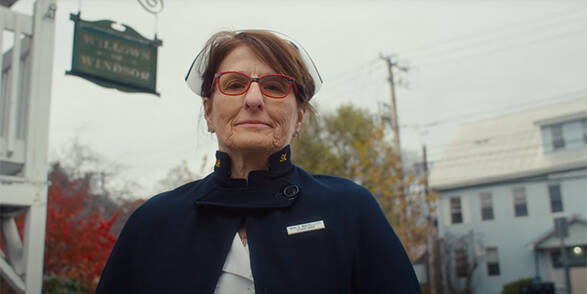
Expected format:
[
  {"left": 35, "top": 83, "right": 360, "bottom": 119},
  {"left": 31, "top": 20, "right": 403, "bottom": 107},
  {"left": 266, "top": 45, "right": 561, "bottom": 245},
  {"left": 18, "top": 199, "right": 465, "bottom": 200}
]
[{"left": 185, "top": 30, "right": 323, "bottom": 99}]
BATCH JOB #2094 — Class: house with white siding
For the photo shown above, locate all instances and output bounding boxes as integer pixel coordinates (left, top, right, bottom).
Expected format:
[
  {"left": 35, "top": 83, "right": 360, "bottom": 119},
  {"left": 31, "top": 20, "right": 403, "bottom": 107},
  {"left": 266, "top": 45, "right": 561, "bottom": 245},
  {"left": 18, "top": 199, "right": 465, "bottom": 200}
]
[{"left": 430, "top": 99, "right": 587, "bottom": 294}]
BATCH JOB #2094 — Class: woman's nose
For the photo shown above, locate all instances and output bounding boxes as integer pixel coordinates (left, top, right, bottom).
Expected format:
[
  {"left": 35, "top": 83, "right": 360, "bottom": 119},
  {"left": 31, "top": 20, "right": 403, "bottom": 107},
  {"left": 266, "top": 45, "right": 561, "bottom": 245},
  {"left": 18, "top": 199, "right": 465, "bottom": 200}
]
[{"left": 244, "top": 82, "right": 264, "bottom": 110}]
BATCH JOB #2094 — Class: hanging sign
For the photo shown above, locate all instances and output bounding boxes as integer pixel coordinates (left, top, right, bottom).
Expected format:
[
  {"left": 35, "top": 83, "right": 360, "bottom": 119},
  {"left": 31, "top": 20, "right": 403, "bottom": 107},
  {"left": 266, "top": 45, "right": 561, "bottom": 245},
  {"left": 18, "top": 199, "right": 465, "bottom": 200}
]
[{"left": 66, "top": 13, "right": 162, "bottom": 96}]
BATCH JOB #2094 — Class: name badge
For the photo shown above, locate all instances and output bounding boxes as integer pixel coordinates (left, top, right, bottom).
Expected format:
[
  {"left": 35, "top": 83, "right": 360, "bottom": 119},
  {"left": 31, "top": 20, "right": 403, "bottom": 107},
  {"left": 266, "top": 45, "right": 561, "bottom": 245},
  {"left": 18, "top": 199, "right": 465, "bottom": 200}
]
[{"left": 287, "top": 220, "right": 325, "bottom": 235}]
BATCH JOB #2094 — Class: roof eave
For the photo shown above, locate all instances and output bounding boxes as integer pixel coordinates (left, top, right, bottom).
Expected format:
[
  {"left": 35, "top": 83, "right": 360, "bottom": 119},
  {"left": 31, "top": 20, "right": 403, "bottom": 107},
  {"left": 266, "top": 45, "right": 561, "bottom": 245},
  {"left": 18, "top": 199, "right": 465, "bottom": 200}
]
[
  {"left": 431, "top": 160, "right": 587, "bottom": 192},
  {"left": 527, "top": 216, "right": 587, "bottom": 250}
]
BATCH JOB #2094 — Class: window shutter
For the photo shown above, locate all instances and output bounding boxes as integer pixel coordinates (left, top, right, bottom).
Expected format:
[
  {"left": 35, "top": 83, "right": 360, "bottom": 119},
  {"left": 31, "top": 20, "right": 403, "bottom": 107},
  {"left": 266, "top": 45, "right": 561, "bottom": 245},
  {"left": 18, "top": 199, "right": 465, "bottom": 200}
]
[{"left": 443, "top": 198, "right": 452, "bottom": 226}]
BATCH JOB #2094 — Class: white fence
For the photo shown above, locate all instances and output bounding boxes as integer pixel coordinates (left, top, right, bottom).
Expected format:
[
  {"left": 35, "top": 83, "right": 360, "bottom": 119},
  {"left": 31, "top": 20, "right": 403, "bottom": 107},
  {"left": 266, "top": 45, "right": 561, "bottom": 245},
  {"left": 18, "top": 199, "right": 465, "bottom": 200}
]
[{"left": 0, "top": 0, "right": 56, "bottom": 293}]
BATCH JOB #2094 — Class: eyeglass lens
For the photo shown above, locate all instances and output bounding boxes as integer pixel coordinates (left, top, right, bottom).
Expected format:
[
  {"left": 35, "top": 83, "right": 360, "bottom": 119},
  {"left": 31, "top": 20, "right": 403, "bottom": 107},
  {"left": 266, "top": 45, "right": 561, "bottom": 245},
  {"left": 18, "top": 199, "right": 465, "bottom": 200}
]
[{"left": 218, "top": 72, "right": 291, "bottom": 98}]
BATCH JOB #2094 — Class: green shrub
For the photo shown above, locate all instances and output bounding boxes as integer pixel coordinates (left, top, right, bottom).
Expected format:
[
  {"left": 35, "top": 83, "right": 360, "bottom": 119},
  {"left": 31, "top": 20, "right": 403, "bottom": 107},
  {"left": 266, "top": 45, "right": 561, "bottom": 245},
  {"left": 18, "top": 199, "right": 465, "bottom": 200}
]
[
  {"left": 501, "top": 278, "right": 534, "bottom": 294},
  {"left": 42, "top": 275, "right": 83, "bottom": 294}
]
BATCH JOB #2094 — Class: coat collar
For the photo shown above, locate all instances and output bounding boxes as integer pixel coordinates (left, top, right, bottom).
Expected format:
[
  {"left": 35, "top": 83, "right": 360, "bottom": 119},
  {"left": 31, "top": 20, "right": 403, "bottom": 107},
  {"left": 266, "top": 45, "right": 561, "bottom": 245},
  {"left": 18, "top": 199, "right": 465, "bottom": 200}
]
[
  {"left": 194, "top": 145, "right": 301, "bottom": 209},
  {"left": 213, "top": 145, "right": 293, "bottom": 180}
]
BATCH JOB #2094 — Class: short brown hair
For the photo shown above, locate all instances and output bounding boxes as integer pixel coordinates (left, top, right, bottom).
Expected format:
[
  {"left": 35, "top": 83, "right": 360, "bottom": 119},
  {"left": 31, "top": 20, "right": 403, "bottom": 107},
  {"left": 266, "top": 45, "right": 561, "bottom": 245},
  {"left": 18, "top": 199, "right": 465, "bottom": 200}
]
[{"left": 198, "top": 30, "right": 316, "bottom": 105}]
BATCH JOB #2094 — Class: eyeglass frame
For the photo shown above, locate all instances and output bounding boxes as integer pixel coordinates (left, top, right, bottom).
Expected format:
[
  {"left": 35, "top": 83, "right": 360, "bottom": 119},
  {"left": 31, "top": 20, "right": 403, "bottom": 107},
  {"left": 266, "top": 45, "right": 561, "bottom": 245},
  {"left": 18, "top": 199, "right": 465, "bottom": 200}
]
[{"left": 211, "top": 71, "right": 296, "bottom": 99}]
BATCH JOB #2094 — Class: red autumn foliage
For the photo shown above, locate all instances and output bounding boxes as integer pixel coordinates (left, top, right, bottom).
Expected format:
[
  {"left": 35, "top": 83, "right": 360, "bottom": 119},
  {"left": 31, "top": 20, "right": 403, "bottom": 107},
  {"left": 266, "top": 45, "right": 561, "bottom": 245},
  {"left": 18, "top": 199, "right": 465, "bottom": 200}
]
[
  {"left": 42, "top": 166, "right": 119, "bottom": 292},
  {"left": 0, "top": 164, "right": 142, "bottom": 293}
]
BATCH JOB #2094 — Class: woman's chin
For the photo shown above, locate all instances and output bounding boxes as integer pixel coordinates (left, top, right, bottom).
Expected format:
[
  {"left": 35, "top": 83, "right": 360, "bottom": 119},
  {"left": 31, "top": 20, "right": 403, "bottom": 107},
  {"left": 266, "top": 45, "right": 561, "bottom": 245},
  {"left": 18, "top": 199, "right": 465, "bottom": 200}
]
[{"left": 226, "top": 134, "right": 286, "bottom": 153}]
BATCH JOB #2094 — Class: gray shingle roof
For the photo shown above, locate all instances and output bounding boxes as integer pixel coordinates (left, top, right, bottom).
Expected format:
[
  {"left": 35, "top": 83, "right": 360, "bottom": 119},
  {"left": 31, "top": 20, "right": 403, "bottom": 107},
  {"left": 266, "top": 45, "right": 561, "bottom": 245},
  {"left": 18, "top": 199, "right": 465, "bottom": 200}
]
[{"left": 429, "top": 99, "right": 587, "bottom": 191}]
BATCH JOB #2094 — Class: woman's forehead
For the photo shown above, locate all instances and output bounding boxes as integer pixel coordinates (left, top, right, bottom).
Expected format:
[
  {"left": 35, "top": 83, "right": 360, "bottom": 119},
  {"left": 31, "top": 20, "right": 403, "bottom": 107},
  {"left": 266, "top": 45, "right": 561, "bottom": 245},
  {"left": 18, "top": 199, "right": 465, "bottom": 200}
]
[{"left": 217, "top": 46, "right": 277, "bottom": 75}]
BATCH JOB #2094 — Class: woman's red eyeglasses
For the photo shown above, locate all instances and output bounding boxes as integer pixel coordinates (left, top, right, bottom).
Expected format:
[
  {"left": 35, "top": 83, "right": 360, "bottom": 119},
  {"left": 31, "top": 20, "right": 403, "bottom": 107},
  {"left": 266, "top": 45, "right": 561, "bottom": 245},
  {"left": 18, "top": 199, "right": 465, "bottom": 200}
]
[{"left": 212, "top": 71, "right": 295, "bottom": 99}]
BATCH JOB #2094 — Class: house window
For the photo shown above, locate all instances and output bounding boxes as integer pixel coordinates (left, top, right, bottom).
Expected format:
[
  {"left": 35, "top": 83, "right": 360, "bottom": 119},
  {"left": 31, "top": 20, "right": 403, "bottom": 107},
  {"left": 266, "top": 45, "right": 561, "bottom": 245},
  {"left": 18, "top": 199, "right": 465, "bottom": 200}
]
[
  {"left": 486, "top": 247, "right": 500, "bottom": 276},
  {"left": 542, "top": 118, "right": 587, "bottom": 153},
  {"left": 548, "top": 184, "right": 563, "bottom": 213},
  {"left": 512, "top": 187, "right": 528, "bottom": 217},
  {"left": 551, "top": 124, "right": 565, "bottom": 150},
  {"left": 480, "top": 192, "right": 494, "bottom": 221},
  {"left": 450, "top": 197, "right": 463, "bottom": 224},
  {"left": 454, "top": 248, "right": 468, "bottom": 278}
]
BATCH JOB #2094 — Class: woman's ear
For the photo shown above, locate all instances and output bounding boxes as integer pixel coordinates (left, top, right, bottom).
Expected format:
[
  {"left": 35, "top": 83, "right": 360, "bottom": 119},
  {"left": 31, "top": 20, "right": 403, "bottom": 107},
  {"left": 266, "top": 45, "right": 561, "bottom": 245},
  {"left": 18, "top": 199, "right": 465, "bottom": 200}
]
[
  {"left": 295, "top": 106, "right": 306, "bottom": 133},
  {"left": 203, "top": 97, "right": 215, "bottom": 133}
]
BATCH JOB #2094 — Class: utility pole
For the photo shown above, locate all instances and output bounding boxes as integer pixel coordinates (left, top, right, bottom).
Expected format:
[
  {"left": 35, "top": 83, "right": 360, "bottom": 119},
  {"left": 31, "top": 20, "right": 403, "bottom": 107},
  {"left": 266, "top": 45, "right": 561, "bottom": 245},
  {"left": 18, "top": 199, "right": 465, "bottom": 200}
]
[
  {"left": 422, "top": 145, "right": 440, "bottom": 294},
  {"left": 380, "top": 53, "right": 409, "bottom": 228},
  {"left": 422, "top": 145, "right": 429, "bottom": 195},
  {"left": 554, "top": 217, "right": 572, "bottom": 294}
]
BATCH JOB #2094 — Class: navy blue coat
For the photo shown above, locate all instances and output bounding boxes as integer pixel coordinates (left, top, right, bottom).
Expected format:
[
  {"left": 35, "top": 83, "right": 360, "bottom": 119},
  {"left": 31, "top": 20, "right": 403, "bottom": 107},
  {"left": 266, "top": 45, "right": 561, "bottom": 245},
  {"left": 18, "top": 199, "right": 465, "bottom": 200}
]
[{"left": 95, "top": 146, "right": 422, "bottom": 293}]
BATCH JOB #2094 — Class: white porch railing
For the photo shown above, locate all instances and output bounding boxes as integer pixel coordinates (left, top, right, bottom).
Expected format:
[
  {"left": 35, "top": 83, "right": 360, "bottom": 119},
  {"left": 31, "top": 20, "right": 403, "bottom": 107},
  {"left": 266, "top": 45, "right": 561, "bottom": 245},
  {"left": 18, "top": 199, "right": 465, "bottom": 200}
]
[
  {"left": 1, "top": 9, "right": 32, "bottom": 179},
  {"left": 0, "top": 0, "right": 56, "bottom": 293}
]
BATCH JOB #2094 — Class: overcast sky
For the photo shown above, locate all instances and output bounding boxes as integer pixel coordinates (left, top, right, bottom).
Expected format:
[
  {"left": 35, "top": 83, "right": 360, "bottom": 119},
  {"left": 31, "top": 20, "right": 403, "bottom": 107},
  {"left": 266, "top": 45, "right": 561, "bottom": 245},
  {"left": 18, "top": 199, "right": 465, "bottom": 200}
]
[{"left": 9, "top": 0, "right": 587, "bottom": 198}]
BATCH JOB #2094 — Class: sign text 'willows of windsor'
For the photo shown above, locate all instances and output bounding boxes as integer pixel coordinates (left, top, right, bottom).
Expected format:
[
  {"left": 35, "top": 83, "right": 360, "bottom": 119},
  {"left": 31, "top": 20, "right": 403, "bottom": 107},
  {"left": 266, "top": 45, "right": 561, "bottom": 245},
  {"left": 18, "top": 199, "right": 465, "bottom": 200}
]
[{"left": 67, "top": 13, "right": 162, "bottom": 96}]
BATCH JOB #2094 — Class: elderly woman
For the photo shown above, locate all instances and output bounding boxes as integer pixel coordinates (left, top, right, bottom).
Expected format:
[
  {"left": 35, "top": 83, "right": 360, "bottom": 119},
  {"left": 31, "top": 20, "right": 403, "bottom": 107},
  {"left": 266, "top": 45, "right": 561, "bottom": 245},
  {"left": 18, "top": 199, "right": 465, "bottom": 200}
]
[{"left": 96, "top": 30, "right": 421, "bottom": 294}]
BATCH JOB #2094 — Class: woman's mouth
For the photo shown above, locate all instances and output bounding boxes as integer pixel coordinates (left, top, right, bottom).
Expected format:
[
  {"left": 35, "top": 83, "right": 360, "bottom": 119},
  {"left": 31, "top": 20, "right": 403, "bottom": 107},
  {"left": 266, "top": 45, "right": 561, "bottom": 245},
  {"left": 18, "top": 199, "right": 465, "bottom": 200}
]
[{"left": 235, "top": 120, "right": 272, "bottom": 128}]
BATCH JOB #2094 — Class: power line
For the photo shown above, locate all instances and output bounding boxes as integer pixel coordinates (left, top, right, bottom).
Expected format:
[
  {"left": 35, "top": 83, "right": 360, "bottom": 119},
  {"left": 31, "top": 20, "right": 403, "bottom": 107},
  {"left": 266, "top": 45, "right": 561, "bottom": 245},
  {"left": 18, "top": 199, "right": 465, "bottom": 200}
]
[
  {"left": 400, "top": 91, "right": 587, "bottom": 130},
  {"left": 415, "top": 26, "right": 587, "bottom": 66},
  {"left": 325, "top": 57, "right": 381, "bottom": 87},
  {"left": 322, "top": 12, "right": 586, "bottom": 101},
  {"left": 406, "top": 95, "right": 587, "bottom": 159},
  {"left": 423, "top": 129, "right": 540, "bottom": 157},
  {"left": 427, "top": 138, "right": 586, "bottom": 168},
  {"left": 322, "top": 24, "right": 586, "bottom": 105},
  {"left": 411, "top": 17, "right": 586, "bottom": 62},
  {"left": 319, "top": 91, "right": 586, "bottom": 159},
  {"left": 399, "top": 5, "right": 587, "bottom": 58}
]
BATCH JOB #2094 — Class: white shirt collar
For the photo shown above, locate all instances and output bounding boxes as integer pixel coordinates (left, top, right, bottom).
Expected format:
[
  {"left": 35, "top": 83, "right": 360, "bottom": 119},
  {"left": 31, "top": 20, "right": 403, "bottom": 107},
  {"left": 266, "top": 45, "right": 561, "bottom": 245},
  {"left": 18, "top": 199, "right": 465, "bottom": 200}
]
[{"left": 222, "top": 232, "right": 253, "bottom": 281}]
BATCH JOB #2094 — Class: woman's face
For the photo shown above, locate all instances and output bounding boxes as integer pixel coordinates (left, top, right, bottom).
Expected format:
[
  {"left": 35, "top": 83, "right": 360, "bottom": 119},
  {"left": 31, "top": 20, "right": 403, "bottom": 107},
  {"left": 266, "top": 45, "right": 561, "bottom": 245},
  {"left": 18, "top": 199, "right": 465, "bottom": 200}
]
[{"left": 204, "top": 45, "right": 305, "bottom": 154}]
